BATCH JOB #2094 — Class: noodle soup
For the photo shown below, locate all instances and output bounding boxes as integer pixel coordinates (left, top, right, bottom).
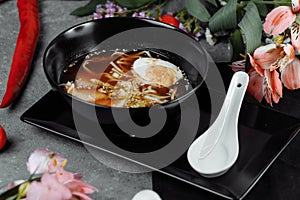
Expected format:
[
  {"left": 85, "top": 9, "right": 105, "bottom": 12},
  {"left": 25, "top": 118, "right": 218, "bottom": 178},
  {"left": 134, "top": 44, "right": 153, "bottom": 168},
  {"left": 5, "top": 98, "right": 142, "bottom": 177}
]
[{"left": 60, "top": 49, "right": 191, "bottom": 108}]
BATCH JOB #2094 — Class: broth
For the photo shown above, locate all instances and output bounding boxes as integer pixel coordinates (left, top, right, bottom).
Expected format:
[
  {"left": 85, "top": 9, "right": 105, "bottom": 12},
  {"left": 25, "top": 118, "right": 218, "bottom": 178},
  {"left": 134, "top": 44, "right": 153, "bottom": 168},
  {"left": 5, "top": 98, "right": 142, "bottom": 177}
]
[{"left": 60, "top": 49, "right": 191, "bottom": 108}]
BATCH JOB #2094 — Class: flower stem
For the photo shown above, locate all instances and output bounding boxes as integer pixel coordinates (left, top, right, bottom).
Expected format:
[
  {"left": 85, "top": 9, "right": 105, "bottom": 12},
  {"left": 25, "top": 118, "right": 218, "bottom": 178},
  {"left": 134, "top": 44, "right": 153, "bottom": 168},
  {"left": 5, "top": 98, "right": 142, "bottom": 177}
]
[{"left": 252, "top": 1, "right": 291, "bottom": 6}]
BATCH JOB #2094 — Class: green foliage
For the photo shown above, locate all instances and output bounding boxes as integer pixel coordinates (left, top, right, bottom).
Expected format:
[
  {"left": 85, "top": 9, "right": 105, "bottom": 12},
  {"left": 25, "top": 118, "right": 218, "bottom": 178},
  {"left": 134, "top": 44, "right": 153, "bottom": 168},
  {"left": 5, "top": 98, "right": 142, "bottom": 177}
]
[
  {"left": 274, "top": 0, "right": 292, "bottom": 6},
  {"left": 115, "top": 0, "right": 157, "bottom": 9},
  {"left": 185, "top": 0, "right": 211, "bottom": 22},
  {"left": 256, "top": 4, "right": 268, "bottom": 17},
  {"left": 230, "top": 29, "right": 245, "bottom": 61},
  {"left": 70, "top": 0, "right": 107, "bottom": 17},
  {"left": 69, "top": 0, "right": 272, "bottom": 61},
  {"left": 208, "top": 0, "right": 237, "bottom": 33},
  {"left": 206, "top": 0, "right": 218, "bottom": 7},
  {"left": 296, "top": 14, "right": 300, "bottom": 24},
  {"left": 238, "top": 1, "right": 262, "bottom": 53}
]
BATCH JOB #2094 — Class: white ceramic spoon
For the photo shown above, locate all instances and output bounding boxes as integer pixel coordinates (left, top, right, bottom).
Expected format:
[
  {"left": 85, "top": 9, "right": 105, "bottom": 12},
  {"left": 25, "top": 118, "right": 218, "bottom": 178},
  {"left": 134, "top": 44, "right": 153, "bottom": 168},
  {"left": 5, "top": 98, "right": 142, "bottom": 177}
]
[
  {"left": 131, "top": 189, "right": 162, "bottom": 200},
  {"left": 187, "top": 71, "right": 249, "bottom": 178}
]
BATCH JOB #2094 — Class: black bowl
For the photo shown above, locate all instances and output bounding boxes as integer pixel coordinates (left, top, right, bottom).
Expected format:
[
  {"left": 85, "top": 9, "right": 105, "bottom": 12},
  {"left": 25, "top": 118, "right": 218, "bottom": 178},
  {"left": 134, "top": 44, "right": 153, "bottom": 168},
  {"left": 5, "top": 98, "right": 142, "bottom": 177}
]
[{"left": 43, "top": 17, "right": 210, "bottom": 153}]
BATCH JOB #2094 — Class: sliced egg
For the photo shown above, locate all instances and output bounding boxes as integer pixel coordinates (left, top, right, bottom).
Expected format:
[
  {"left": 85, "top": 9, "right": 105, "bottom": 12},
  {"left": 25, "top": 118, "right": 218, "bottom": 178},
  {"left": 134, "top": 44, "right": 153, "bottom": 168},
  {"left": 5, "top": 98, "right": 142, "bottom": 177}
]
[{"left": 132, "top": 58, "right": 183, "bottom": 87}]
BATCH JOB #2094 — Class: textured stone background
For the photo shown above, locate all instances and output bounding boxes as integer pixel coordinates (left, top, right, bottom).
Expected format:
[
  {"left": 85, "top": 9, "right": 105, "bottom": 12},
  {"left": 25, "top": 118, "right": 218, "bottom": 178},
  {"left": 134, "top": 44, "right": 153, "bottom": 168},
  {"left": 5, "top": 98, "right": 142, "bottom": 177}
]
[{"left": 0, "top": 1, "right": 151, "bottom": 199}]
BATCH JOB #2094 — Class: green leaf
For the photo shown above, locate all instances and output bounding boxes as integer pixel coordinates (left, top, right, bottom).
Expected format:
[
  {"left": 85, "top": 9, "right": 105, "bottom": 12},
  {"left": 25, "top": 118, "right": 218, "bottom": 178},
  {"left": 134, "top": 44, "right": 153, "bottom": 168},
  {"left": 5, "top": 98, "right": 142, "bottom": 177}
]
[
  {"left": 0, "top": 185, "right": 19, "bottom": 200},
  {"left": 70, "top": 0, "right": 107, "bottom": 17},
  {"left": 208, "top": 0, "right": 237, "bottom": 33},
  {"left": 206, "top": 0, "right": 218, "bottom": 7},
  {"left": 275, "top": 0, "right": 291, "bottom": 6},
  {"left": 114, "top": 0, "right": 156, "bottom": 9},
  {"left": 185, "top": 0, "right": 211, "bottom": 22},
  {"left": 0, "top": 176, "right": 42, "bottom": 200},
  {"left": 256, "top": 4, "right": 268, "bottom": 17},
  {"left": 238, "top": 1, "right": 262, "bottom": 53},
  {"left": 230, "top": 28, "right": 245, "bottom": 61},
  {"left": 296, "top": 14, "right": 300, "bottom": 24},
  {"left": 3, "top": 194, "right": 18, "bottom": 200}
]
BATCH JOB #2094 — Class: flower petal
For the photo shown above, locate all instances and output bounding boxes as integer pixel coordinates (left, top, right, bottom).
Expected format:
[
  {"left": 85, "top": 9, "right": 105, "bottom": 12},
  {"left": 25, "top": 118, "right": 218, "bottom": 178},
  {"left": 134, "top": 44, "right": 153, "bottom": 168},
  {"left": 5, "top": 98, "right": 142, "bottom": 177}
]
[
  {"left": 72, "top": 191, "right": 93, "bottom": 200},
  {"left": 292, "top": 0, "right": 300, "bottom": 12},
  {"left": 291, "top": 22, "right": 300, "bottom": 52},
  {"left": 40, "top": 173, "right": 72, "bottom": 200},
  {"left": 252, "top": 44, "right": 283, "bottom": 70},
  {"left": 27, "top": 148, "right": 51, "bottom": 174},
  {"left": 271, "top": 70, "right": 283, "bottom": 103},
  {"left": 26, "top": 181, "right": 49, "bottom": 200},
  {"left": 247, "top": 69, "right": 265, "bottom": 102},
  {"left": 270, "top": 44, "right": 295, "bottom": 71},
  {"left": 265, "top": 87, "right": 273, "bottom": 106},
  {"left": 263, "top": 6, "right": 295, "bottom": 36},
  {"left": 283, "top": 43, "right": 295, "bottom": 61},
  {"left": 56, "top": 169, "right": 75, "bottom": 184},
  {"left": 27, "top": 148, "right": 66, "bottom": 175},
  {"left": 65, "top": 179, "right": 97, "bottom": 194},
  {"left": 281, "top": 57, "right": 300, "bottom": 89},
  {"left": 230, "top": 60, "right": 246, "bottom": 72},
  {"left": 248, "top": 53, "right": 264, "bottom": 76},
  {"left": 265, "top": 69, "right": 282, "bottom": 103}
]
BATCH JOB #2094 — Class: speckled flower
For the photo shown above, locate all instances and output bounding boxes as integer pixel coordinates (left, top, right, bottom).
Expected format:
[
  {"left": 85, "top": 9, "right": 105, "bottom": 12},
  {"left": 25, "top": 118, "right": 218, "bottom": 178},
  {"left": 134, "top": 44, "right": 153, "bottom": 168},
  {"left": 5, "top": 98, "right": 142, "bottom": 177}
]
[
  {"left": 26, "top": 148, "right": 67, "bottom": 174},
  {"left": 178, "top": 21, "right": 187, "bottom": 33},
  {"left": 132, "top": 11, "right": 150, "bottom": 18},
  {"left": 93, "top": 1, "right": 127, "bottom": 20}
]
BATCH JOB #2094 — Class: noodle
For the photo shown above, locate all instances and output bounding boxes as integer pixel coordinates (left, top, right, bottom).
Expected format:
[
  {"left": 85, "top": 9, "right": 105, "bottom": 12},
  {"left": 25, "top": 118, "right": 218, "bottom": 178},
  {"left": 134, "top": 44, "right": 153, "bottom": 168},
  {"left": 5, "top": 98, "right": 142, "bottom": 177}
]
[{"left": 61, "top": 49, "right": 190, "bottom": 108}]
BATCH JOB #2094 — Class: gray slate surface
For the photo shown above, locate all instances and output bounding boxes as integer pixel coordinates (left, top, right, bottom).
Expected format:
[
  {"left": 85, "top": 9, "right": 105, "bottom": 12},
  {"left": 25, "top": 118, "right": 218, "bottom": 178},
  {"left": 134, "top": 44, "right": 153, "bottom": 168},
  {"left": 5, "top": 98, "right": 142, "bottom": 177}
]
[{"left": 0, "top": 1, "right": 152, "bottom": 199}]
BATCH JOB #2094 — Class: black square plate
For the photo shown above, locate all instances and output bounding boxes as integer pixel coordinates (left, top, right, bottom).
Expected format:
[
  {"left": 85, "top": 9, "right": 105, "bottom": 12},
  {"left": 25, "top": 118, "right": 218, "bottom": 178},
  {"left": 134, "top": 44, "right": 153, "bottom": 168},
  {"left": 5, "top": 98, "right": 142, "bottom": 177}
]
[{"left": 21, "top": 86, "right": 300, "bottom": 199}]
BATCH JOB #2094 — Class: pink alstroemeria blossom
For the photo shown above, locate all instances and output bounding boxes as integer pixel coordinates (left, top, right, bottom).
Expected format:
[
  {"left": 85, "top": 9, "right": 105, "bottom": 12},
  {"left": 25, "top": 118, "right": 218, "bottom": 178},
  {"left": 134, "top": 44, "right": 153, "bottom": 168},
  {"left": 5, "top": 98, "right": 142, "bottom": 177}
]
[
  {"left": 265, "top": 69, "right": 283, "bottom": 103},
  {"left": 247, "top": 69, "right": 265, "bottom": 102},
  {"left": 263, "top": 6, "right": 296, "bottom": 36},
  {"left": 26, "top": 169, "right": 96, "bottom": 200},
  {"left": 246, "top": 69, "right": 282, "bottom": 106},
  {"left": 246, "top": 43, "right": 293, "bottom": 105},
  {"left": 55, "top": 169, "right": 97, "bottom": 200},
  {"left": 27, "top": 148, "right": 66, "bottom": 174},
  {"left": 230, "top": 60, "right": 246, "bottom": 72},
  {"left": 248, "top": 43, "right": 294, "bottom": 73},
  {"left": 291, "top": 22, "right": 300, "bottom": 52},
  {"left": 26, "top": 173, "right": 72, "bottom": 200},
  {"left": 263, "top": 0, "right": 300, "bottom": 51},
  {"left": 281, "top": 57, "right": 300, "bottom": 89},
  {"left": 292, "top": 0, "right": 300, "bottom": 12}
]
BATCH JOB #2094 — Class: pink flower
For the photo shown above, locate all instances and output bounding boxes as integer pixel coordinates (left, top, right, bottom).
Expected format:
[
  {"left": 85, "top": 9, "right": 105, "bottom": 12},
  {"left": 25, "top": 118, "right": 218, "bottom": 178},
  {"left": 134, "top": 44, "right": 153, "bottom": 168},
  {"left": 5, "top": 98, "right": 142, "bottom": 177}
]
[
  {"left": 291, "top": 22, "right": 300, "bottom": 52},
  {"left": 247, "top": 44, "right": 291, "bottom": 105},
  {"left": 26, "top": 173, "right": 72, "bottom": 200},
  {"left": 27, "top": 148, "right": 66, "bottom": 174},
  {"left": 263, "top": 6, "right": 296, "bottom": 36},
  {"left": 246, "top": 69, "right": 282, "bottom": 106},
  {"left": 281, "top": 57, "right": 300, "bottom": 89},
  {"left": 132, "top": 11, "right": 150, "bottom": 18},
  {"left": 248, "top": 43, "right": 294, "bottom": 72},
  {"left": 263, "top": 0, "right": 300, "bottom": 51},
  {"left": 231, "top": 60, "right": 246, "bottom": 72},
  {"left": 247, "top": 69, "right": 265, "bottom": 102},
  {"left": 265, "top": 69, "right": 283, "bottom": 104},
  {"left": 26, "top": 169, "right": 97, "bottom": 200},
  {"left": 55, "top": 169, "right": 97, "bottom": 200}
]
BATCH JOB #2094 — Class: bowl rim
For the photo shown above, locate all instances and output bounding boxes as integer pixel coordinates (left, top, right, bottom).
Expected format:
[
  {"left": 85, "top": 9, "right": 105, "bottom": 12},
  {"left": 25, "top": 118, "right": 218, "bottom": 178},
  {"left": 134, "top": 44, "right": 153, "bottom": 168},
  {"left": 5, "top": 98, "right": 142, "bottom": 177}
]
[{"left": 43, "top": 17, "right": 208, "bottom": 110}]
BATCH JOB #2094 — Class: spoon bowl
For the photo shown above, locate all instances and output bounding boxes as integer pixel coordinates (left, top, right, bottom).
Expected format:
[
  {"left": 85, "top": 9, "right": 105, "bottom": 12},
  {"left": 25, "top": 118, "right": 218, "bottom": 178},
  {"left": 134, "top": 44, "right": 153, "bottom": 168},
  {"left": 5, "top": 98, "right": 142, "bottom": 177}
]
[{"left": 187, "top": 71, "right": 249, "bottom": 178}]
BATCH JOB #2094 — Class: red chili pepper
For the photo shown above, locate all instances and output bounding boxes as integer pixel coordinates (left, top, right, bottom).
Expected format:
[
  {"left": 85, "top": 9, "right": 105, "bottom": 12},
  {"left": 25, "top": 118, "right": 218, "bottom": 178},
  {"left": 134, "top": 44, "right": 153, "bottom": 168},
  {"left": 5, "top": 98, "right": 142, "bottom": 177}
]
[
  {"left": 0, "top": 125, "right": 7, "bottom": 150},
  {"left": 159, "top": 14, "right": 179, "bottom": 28},
  {"left": 0, "top": 0, "right": 40, "bottom": 108}
]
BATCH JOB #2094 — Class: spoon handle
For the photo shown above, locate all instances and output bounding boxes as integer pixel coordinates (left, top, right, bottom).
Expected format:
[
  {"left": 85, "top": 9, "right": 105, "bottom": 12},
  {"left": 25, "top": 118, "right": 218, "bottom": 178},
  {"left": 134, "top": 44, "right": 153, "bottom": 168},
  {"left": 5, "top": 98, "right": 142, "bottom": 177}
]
[
  {"left": 199, "top": 71, "right": 249, "bottom": 158},
  {"left": 223, "top": 71, "right": 249, "bottom": 121}
]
